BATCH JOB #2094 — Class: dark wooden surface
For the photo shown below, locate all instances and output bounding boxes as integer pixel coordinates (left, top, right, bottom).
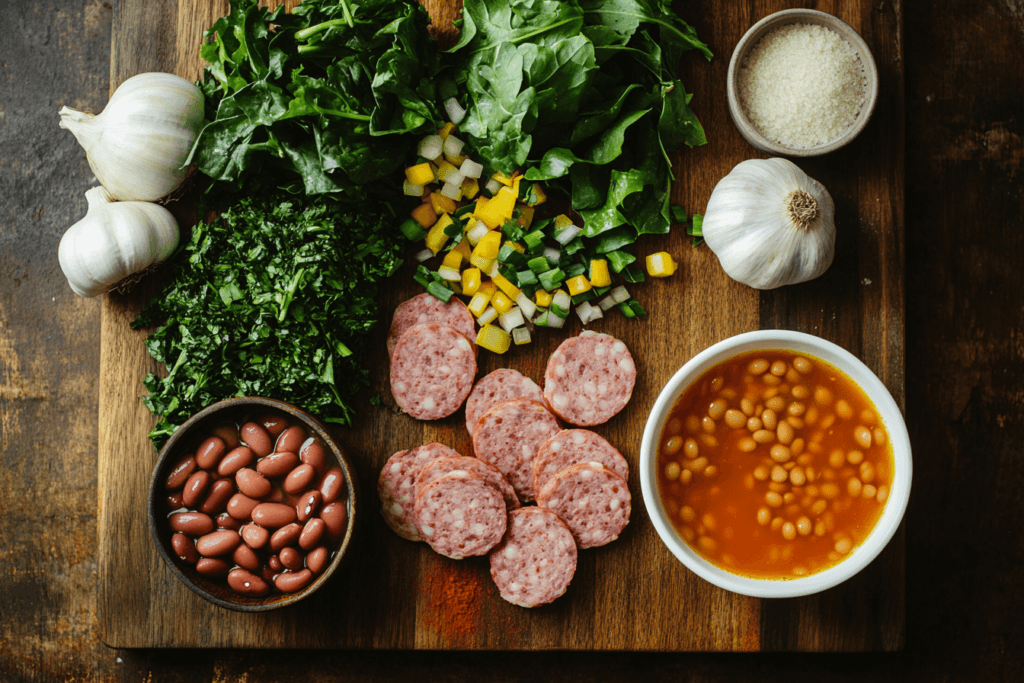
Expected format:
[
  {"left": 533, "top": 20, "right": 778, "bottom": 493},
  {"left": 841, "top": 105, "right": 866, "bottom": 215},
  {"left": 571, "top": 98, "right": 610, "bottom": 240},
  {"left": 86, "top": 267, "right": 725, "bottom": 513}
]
[
  {"left": 95, "top": 0, "right": 902, "bottom": 651},
  {"left": 1, "top": 0, "right": 1022, "bottom": 679}
]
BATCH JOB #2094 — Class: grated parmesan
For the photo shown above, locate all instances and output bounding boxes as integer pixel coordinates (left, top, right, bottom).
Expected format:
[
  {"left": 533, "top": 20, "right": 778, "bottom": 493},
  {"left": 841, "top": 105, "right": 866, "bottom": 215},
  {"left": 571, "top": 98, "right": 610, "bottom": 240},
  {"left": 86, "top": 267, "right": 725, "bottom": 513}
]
[{"left": 738, "top": 23, "right": 867, "bottom": 149}]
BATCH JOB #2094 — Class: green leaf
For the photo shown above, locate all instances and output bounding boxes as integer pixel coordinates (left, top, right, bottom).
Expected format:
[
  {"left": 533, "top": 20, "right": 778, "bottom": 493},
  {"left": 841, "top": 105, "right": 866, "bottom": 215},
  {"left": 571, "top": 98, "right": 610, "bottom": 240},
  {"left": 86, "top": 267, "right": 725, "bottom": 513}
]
[{"left": 578, "top": 168, "right": 646, "bottom": 236}]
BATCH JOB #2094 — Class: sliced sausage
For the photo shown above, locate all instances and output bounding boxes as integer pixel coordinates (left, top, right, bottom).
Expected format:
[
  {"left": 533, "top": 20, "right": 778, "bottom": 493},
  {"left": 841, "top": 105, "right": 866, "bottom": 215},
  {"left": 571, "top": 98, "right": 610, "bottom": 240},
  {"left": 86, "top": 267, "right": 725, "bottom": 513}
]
[
  {"left": 390, "top": 323, "right": 476, "bottom": 420},
  {"left": 387, "top": 292, "right": 476, "bottom": 359},
  {"left": 489, "top": 507, "right": 577, "bottom": 608},
  {"left": 464, "top": 368, "right": 544, "bottom": 435},
  {"left": 536, "top": 461, "right": 631, "bottom": 549},
  {"left": 413, "top": 470, "right": 507, "bottom": 560},
  {"left": 533, "top": 429, "right": 629, "bottom": 496},
  {"left": 416, "top": 455, "right": 520, "bottom": 512},
  {"left": 543, "top": 332, "right": 636, "bottom": 426},
  {"left": 377, "top": 443, "right": 461, "bottom": 541},
  {"left": 472, "top": 398, "right": 560, "bottom": 502}
]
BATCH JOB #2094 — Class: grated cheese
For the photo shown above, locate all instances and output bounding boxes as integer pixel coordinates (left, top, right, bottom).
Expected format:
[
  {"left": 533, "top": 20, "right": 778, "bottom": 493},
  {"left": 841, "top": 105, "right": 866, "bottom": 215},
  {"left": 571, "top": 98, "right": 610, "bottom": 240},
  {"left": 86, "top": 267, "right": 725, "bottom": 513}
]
[{"left": 738, "top": 23, "right": 866, "bottom": 149}]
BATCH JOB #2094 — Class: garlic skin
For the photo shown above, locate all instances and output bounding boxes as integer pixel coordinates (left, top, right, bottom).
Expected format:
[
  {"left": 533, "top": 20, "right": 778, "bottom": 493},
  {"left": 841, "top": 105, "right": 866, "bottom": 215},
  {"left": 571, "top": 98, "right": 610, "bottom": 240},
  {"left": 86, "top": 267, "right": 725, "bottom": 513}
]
[
  {"left": 59, "top": 72, "right": 204, "bottom": 202},
  {"left": 703, "top": 158, "right": 836, "bottom": 290},
  {"left": 58, "top": 187, "right": 179, "bottom": 298}
]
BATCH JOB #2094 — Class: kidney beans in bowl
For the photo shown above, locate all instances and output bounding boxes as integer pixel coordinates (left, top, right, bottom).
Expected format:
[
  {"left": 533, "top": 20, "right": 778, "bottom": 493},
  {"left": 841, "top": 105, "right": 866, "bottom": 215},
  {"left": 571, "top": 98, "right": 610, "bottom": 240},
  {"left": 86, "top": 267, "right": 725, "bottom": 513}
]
[{"left": 149, "top": 397, "right": 358, "bottom": 611}]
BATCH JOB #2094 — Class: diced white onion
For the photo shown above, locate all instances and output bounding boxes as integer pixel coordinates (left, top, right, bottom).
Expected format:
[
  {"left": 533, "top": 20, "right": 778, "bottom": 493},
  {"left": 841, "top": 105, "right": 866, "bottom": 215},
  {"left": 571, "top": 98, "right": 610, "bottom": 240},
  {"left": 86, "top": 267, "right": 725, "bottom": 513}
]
[
  {"left": 588, "top": 305, "right": 604, "bottom": 322},
  {"left": 403, "top": 181, "right": 424, "bottom": 197},
  {"left": 446, "top": 170, "right": 465, "bottom": 188},
  {"left": 552, "top": 290, "right": 571, "bottom": 312},
  {"left": 554, "top": 224, "right": 582, "bottom": 245},
  {"left": 499, "top": 307, "right": 525, "bottom": 333},
  {"left": 610, "top": 285, "right": 630, "bottom": 304},
  {"left": 515, "top": 292, "right": 536, "bottom": 319},
  {"left": 441, "top": 181, "right": 462, "bottom": 201},
  {"left": 478, "top": 306, "right": 498, "bottom": 325},
  {"left": 576, "top": 300, "right": 593, "bottom": 324},
  {"left": 466, "top": 222, "right": 490, "bottom": 246},
  {"left": 438, "top": 266, "right": 461, "bottom": 282},
  {"left": 543, "top": 247, "right": 561, "bottom": 265},
  {"left": 484, "top": 178, "right": 502, "bottom": 195},
  {"left": 598, "top": 295, "right": 616, "bottom": 311},
  {"left": 444, "top": 97, "right": 466, "bottom": 125},
  {"left": 418, "top": 135, "right": 443, "bottom": 160},
  {"left": 460, "top": 159, "right": 483, "bottom": 179},
  {"left": 485, "top": 260, "right": 500, "bottom": 278},
  {"left": 512, "top": 327, "right": 531, "bottom": 345},
  {"left": 443, "top": 135, "right": 465, "bottom": 159},
  {"left": 546, "top": 311, "right": 565, "bottom": 329},
  {"left": 415, "top": 249, "right": 434, "bottom": 263}
]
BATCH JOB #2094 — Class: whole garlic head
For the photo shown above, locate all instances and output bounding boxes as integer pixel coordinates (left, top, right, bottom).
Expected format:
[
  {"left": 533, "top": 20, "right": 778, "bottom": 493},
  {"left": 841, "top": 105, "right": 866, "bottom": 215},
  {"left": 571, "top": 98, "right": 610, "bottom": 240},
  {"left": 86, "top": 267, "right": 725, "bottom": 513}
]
[{"left": 702, "top": 158, "right": 836, "bottom": 290}]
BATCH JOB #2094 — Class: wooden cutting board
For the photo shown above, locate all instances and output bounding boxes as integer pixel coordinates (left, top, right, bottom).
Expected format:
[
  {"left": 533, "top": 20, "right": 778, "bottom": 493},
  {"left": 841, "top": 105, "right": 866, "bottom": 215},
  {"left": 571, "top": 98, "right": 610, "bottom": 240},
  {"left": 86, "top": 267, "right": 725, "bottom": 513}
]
[{"left": 97, "top": 0, "right": 905, "bottom": 650}]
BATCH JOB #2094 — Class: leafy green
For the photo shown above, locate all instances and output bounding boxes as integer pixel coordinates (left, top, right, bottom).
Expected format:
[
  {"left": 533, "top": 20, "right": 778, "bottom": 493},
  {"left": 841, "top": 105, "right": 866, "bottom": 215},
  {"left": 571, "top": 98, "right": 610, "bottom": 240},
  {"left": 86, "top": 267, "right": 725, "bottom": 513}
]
[
  {"left": 448, "top": 0, "right": 710, "bottom": 251},
  {"left": 188, "top": 0, "right": 443, "bottom": 201},
  {"left": 132, "top": 195, "right": 403, "bottom": 448}
]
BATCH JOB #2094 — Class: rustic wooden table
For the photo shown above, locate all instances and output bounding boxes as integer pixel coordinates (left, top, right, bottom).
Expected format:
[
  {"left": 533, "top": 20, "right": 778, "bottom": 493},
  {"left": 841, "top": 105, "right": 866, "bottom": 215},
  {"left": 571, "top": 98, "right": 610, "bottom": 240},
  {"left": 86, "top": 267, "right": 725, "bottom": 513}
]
[{"left": 1, "top": 0, "right": 1022, "bottom": 680}]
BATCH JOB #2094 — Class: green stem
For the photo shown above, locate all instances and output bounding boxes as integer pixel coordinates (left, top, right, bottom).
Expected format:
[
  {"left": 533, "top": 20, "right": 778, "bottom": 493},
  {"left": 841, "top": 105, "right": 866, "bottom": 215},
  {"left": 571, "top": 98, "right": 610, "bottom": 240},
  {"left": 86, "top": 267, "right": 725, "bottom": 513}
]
[
  {"left": 313, "top": 105, "right": 372, "bottom": 122},
  {"left": 295, "top": 13, "right": 351, "bottom": 42}
]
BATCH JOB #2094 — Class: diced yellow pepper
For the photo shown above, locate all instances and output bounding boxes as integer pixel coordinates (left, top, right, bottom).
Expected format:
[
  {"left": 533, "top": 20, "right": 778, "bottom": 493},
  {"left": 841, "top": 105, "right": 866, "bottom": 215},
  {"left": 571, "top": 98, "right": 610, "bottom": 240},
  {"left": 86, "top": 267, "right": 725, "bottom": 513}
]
[
  {"left": 441, "top": 250, "right": 463, "bottom": 271},
  {"left": 589, "top": 259, "right": 611, "bottom": 288},
  {"left": 453, "top": 238, "right": 472, "bottom": 260},
  {"left": 566, "top": 274, "right": 591, "bottom": 296},
  {"left": 473, "top": 196, "right": 505, "bottom": 230},
  {"left": 491, "top": 290, "right": 514, "bottom": 315},
  {"left": 473, "top": 230, "right": 502, "bottom": 260},
  {"left": 477, "top": 280, "right": 498, "bottom": 297},
  {"left": 468, "top": 289, "right": 492, "bottom": 317},
  {"left": 504, "top": 241, "right": 525, "bottom": 254},
  {"left": 406, "top": 163, "right": 435, "bottom": 187},
  {"left": 430, "top": 191, "right": 456, "bottom": 215},
  {"left": 461, "top": 177, "right": 480, "bottom": 200},
  {"left": 492, "top": 273, "right": 521, "bottom": 300},
  {"left": 462, "top": 267, "right": 482, "bottom": 296},
  {"left": 436, "top": 160, "right": 458, "bottom": 183},
  {"left": 438, "top": 122, "right": 457, "bottom": 140},
  {"left": 411, "top": 202, "right": 437, "bottom": 229},
  {"left": 646, "top": 251, "right": 678, "bottom": 277},
  {"left": 476, "top": 324, "right": 511, "bottom": 354},
  {"left": 554, "top": 214, "right": 573, "bottom": 229},
  {"left": 426, "top": 220, "right": 451, "bottom": 255},
  {"left": 528, "top": 184, "right": 547, "bottom": 206},
  {"left": 445, "top": 152, "right": 468, "bottom": 166},
  {"left": 491, "top": 171, "right": 513, "bottom": 186},
  {"left": 534, "top": 289, "right": 553, "bottom": 308},
  {"left": 516, "top": 204, "right": 535, "bottom": 229},
  {"left": 494, "top": 186, "right": 518, "bottom": 220},
  {"left": 469, "top": 253, "right": 495, "bottom": 271}
]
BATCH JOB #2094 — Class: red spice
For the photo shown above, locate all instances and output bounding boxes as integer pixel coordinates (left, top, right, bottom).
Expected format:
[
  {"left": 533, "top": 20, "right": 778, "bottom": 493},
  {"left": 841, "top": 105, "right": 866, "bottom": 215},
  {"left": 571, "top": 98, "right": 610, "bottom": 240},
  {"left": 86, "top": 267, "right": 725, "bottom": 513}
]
[{"left": 421, "top": 555, "right": 483, "bottom": 641}]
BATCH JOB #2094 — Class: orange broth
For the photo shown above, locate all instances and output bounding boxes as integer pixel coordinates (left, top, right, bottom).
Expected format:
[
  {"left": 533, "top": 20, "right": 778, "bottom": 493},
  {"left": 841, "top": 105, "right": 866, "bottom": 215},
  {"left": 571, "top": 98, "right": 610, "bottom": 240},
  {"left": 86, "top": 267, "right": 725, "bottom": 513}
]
[{"left": 656, "top": 350, "right": 893, "bottom": 579}]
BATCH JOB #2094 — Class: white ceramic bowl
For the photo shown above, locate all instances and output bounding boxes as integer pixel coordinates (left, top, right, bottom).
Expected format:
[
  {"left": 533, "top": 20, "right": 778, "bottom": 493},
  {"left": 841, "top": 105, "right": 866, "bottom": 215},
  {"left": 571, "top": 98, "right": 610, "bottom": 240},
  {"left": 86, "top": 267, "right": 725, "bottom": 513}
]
[{"left": 639, "top": 330, "right": 911, "bottom": 598}]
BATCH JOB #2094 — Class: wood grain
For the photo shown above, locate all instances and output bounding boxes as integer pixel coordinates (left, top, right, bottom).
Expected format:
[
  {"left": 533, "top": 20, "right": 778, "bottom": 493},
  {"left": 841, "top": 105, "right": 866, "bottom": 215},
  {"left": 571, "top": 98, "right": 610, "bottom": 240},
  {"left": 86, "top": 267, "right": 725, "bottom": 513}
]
[{"left": 97, "top": 0, "right": 905, "bottom": 650}]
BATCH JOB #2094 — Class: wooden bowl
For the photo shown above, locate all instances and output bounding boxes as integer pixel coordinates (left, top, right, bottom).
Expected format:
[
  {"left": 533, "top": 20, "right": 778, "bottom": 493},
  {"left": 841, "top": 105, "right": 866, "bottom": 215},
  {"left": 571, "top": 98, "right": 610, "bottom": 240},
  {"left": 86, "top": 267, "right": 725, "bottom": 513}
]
[
  {"left": 148, "top": 397, "right": 359, "bottom": 612},
  {"left": 726, "top": 9, "right": 879, "bottom": 157}
]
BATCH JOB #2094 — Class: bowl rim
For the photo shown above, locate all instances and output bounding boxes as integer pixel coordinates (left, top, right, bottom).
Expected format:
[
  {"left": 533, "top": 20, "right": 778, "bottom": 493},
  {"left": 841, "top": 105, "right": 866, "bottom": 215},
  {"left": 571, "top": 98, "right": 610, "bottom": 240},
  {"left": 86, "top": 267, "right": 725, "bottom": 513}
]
[
  {"left": 726, "top": 8, "right": 880, "bottom": 157},
  {"left": 148, "top": 396, "right": 359, "bottom": 612},
  {"left": 639, "top": 330, "right": 912, "bottom": 598}
]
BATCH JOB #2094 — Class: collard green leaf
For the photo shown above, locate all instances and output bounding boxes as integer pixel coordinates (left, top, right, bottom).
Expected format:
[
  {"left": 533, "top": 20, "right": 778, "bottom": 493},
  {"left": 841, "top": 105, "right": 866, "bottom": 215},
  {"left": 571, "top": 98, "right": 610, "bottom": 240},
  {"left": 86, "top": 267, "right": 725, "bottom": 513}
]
[{"left": 578, "top": 168, "right": 646, "bottom": 236}]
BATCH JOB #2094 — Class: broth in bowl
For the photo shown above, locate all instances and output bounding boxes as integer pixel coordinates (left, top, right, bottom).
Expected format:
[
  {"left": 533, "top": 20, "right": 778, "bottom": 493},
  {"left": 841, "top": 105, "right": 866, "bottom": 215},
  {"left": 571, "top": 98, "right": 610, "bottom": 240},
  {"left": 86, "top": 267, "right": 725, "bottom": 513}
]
[{"left": 656, "top": 350, "right": 892, "bottom": 579}]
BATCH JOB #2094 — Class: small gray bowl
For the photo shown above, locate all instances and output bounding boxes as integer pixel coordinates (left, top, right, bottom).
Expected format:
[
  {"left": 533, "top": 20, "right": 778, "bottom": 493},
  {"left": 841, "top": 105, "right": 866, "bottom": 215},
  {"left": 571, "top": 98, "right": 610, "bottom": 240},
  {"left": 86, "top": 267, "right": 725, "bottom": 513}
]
[{"left": 727, "top": 9, "right": 879, "bottom": 157}]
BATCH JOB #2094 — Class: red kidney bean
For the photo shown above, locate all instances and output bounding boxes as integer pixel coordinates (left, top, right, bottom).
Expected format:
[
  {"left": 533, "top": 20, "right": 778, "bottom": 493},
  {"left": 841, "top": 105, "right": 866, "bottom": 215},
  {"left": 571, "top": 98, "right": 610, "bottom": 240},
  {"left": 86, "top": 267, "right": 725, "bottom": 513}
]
[
  {"left": 284, "top": 464, "right": 315, "bottom": 495},
  {"left": 240, "top": 422, "right": 272, "bottom": 457},
  {"left": 211, "top": 422, "right": 240, "bottom": 449},
  {"left": 252, "top": 502, "right": 297, "bottom": 528},
  {"left": 274, "top": 569, "right": 313, "bottom": 593},
  {"left": 228, "top": 568, "right": 270, "bottom": 597},
  {"left": 226, "top": 493, "right": 259, "bottom": 521},
  {"left": 169, "top": 511, "right": 214, "bottom": 536},
  {"left": 216, "top": 513, "right": 241, "bottom": 531},
  {"left": 218, "top": 446, "right": 254, "bottom": 476},
  {"left": 268, "top": 555, "right": 283, "bottom": 572},
  {"left": 299, "top": 439, "right": 327, "bottom": 476},
  {"left": 266, "top": 487, "right": 286, "bottom": 504},
  {"left": 299, "top": 518, "right": 325, "bottom": 550},
  {"left": 196, "top": 557, "right": 231, "bottom": 578},
  {"left": 232, "top": 543, "right": 261, "bottom": 571},
  {"left": 195, "top": 436, "right": 227, "bottom": 470},
  {"left": 306, "top": 546, "right": 329, "bottom": 575},
  {"left": 320, "top": 502, "right": 347, "bottom": 539},
  {"left": 199, "top": 479, "right": 235, "bottom": 516},
  {"left": 260, "top": 566, "right": 276, "bottom": 583},
  {"left": 171, "top": 532, "right": 198, "bottom": 564},
  {"left": 279, "top": 547, "right": 304, "bottom": 571},
  {"left": 196, "top": 529, "right": 241, "bottom": 557},
  {"left": 270, "top": 523, "right": 302, "bottom": 552},
  {"left": 165, "top": 455, "right": 196, "bottom": 490},
  {"left": 256, "top": 451, "right": 298, "bottom": 477},
  {"left": 296, "top": 490, "right": 322, "bottom": 523},
  {"left": 240, "top": 523, "right": 270, "bottom": 549},
  {"left": 235, "top": 468, "right": 271, "bottom": 499},
  {"left": 275, "top": 426, "right": 306, "bottom": 455},
  {"left": 259, "top": 414, "right": 288, "bottom": 438},
  {"left": 166, "top": 492, "right": 184, "bottom": 509},
  {"left": 182, "top": 470, "right": 211, "bottom": 508},
  {"left": 319, "top": 467, "right": 345, "bottom": 504}
]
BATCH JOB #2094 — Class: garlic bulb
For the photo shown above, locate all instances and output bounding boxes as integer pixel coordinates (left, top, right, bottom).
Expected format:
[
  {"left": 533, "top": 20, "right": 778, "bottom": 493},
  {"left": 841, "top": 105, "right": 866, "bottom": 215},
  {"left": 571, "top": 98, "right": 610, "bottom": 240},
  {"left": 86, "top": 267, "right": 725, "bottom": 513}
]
[
  {"left": 702, "top": 158, "right": 836, "bottom": 290},
  {"left": 59, "top": 72, "right": 204, "bottom": 202},
  {"left": 58, "top": 187, "right": 179, "bottom": 298}
]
